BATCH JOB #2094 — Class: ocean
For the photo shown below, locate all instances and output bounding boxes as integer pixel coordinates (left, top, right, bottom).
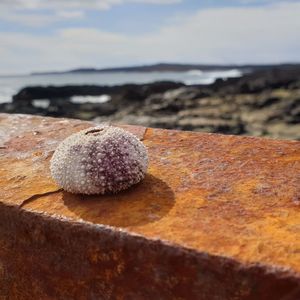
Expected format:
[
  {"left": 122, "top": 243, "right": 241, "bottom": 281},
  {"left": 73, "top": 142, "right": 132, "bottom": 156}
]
[{"left": 0, "top": 69, "right": 242, "bottom": 104}]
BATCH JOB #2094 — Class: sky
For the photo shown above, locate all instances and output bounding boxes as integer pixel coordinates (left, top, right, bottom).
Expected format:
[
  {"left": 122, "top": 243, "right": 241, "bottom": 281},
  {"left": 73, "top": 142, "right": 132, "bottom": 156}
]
[{"left": 0, "top": 0, "right": 300, "bottom": 74}]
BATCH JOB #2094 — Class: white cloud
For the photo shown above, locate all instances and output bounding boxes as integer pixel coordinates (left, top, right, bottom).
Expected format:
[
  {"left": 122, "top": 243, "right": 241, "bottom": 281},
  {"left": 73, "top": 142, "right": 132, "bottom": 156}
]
[
  {"left": 0, "top": 11, "right": 83, "bottom": 27},
  {"left": 55, "top": 10, "right": 86, "bottom": 19},
  {"left": 0, "top": 0, "right": 181, "bottom": 11},
  {"left": 0, "top": 1, "right": 299, "bottom": 74},
  {"left": 0, "top": 0, "right": 181, "bottom": 26}
]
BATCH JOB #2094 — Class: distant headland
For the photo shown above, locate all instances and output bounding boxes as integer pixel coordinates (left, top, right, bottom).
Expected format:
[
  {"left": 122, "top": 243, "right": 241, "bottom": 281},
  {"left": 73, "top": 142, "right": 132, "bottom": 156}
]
[{"left": 31, "top": 62, "right": 300, "bottom": 75}]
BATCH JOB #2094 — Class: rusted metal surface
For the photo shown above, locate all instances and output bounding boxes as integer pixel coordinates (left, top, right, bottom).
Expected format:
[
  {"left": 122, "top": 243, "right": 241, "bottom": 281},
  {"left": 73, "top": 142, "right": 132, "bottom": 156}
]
[{"left": 0, "top": 113, "right": 299, "bottom": 299}]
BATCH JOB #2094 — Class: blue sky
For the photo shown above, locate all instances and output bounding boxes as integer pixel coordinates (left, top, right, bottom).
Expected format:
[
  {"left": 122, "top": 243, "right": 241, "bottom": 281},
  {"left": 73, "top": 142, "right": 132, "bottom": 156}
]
[{"left": 0, "top": 0, "right": 300, "bottom": 74}]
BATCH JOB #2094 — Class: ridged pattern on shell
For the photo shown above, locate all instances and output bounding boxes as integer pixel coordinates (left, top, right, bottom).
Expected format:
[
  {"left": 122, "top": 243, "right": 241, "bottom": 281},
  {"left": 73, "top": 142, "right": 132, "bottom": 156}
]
[{"left": 50, "top": 125, "right": 148, "bottom": 194}]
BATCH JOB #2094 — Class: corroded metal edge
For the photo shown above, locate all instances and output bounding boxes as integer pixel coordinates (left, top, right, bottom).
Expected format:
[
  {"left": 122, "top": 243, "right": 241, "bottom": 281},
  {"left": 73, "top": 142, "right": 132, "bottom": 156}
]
[
  {"left": 0, "top": 202, "right": 299, "bottom": 300},
  {"left": 1, "top": 113, "right": 300, "bottom": 299}
]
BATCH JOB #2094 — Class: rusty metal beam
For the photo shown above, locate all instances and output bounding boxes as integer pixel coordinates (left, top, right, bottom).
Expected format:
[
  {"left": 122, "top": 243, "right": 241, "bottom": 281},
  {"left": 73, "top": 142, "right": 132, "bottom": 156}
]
[{"left": 0, "top": 113, "right": 299, "bottom": 299}]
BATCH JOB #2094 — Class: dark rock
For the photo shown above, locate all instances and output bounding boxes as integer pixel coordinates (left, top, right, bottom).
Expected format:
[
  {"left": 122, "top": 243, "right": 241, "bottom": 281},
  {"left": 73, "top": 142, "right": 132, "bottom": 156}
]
[
  {"left": 212, "top": 67, "right": 300, "bottom": 94},
  {"left": 2, "top": 67, "right": 300, "bottom": 140},
  {"left": 12, "top": 81, "right": 184, "bottom": 103}
]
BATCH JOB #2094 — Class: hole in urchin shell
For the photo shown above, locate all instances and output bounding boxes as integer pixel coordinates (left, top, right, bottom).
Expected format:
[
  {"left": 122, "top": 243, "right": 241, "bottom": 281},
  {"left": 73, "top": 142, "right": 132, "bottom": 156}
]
[{"left": 85, "top": 128, "right": 105, "bottom": 136}]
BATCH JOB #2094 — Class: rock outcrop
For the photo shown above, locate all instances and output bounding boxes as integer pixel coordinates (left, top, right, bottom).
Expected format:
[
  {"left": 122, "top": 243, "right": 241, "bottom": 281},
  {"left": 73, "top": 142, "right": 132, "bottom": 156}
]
[{"left": 1, "top": 67, "right": 300, "bottom": 140}]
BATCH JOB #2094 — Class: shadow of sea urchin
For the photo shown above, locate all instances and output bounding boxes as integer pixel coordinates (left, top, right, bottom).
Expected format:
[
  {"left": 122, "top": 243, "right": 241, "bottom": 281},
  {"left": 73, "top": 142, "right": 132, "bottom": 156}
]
[{"left": 50, "top": 125, "right": 148, "bottom": 194}]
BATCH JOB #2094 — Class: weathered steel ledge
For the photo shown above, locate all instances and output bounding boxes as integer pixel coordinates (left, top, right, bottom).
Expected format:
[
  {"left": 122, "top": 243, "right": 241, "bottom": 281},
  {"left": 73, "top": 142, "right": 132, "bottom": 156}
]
[{"left": 0, "top": 113, "right": 299, "bottom": 299}]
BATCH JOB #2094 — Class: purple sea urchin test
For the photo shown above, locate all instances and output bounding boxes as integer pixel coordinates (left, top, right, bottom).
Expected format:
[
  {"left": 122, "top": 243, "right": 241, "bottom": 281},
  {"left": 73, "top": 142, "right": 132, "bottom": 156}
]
[{"left": 50, "top": 125, "right": 148, "bottom": 194}]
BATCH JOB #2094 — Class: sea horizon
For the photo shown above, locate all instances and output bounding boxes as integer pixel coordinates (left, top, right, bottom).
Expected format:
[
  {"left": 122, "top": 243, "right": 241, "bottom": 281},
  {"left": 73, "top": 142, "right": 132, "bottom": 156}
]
[{"left": 0, "top": 69, "right": 243, "bottom": 104}]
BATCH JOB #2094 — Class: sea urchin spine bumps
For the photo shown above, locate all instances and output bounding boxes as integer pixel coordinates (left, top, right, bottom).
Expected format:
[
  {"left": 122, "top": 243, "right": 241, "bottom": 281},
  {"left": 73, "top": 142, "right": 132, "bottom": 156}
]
[{"left": 50, "top": 125, "right": 148, "bottom": 194}]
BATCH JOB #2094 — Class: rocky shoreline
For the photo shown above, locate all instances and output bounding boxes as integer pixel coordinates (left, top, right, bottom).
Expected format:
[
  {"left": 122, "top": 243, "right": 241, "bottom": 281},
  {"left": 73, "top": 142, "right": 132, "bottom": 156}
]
[{"left": 1, "top": 66, "right": 300, "bottom": 140}]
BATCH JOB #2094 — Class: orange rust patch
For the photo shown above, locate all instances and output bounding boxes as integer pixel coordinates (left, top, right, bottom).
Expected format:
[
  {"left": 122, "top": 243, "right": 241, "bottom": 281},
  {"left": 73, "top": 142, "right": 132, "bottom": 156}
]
[{"left": 0, "top": 113, "right": 300, "bottom": 299}]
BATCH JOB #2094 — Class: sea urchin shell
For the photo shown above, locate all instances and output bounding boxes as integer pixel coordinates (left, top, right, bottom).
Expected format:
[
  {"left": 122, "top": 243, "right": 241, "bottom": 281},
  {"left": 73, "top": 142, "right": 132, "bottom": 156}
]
[{"left": 50, "top": 125, "right": 148, "bottom": 194}]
